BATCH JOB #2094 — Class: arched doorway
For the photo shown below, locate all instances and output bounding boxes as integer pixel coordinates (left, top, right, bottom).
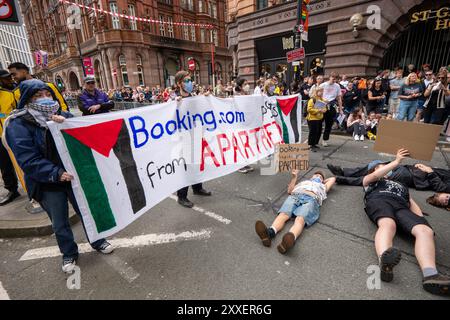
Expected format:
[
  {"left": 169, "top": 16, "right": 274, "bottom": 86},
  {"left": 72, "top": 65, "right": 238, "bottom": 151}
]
[
  {"left": 381, "top": 12, "right": 450, "bottom": 72},
  {"left": 164, "top": 58, "right": 178, "bottom": 88},
  {"left": 68, "top": 72, "right": 80, "bottom": 91}
]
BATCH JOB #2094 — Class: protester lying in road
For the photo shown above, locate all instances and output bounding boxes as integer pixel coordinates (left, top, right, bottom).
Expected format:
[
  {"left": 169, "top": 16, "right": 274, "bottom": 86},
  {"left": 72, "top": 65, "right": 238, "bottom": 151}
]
[
  {"left": 3, "top": 79, "right": 114, "bottom": 273},
  {"left": 362, "top": 148, "right": 450, "bottom": 296},
  {"left": 255, "top": 170, "right": 335, "bottom": 254},
  {"left": 328, "top": 162, "right": 450, "bottom": 193}
]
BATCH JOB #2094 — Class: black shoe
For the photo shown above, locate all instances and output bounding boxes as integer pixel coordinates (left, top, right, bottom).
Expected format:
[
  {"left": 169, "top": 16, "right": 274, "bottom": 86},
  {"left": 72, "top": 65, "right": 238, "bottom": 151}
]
[
  {"left": 0, "top": 191, "right": 20, "bottom": 206},
  {"left": 327, "top": 164, "right": 344, "bottom": 176},
  {"left": 379, "top": 247, "right": 402, "bottom": 282},
  {"left": 193, "top": 189, "right": 212, "bottom": 196},
  {"left": 178, "top": 198, "right": 194, "bottom": 208},
  {"left": 423, "top": 273, "right": 450, "bottom": 296}
]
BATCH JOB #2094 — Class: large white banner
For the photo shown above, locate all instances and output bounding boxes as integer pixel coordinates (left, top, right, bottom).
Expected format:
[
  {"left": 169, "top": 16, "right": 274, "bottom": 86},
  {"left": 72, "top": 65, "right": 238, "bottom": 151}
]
[{"left": 49, "top": 95, "right": 291, "bottom": 241}]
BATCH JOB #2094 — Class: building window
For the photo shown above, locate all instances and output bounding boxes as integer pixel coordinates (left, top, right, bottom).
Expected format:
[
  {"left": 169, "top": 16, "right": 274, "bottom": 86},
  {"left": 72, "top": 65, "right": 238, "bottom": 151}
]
[
  {"left": 136, "top": 54, "right": 142, "bottom": 66},
  {"left": 200, "top": 29, "right": 205, "bottom": 43},
  {"left": 256, "top": 0, "right": 268, "bottom": 10},
  {"left": 167, "top": 17, "right": 174, "bottom": 38},
  {"left": 128, "top": 4, "right": 137, "bottom": 30},
  {"left": 110, "top": 2, "right": 120, "bottom": 29},
  {"left": 121, "top": 66, "right": 129, "bottom": 86},
  {"left": 198, "top": 0, "right": 203, "bottom": 13},
  {"left": 190, "top": 25, "right": 196, "bottom": 41},
  {"left": 212, "top": 2, "right": 217, "bottom": 19},
  {"left": 212, "top": 29, "right": 218, "bottom": 46},
  {"left": 137, "top": 66, "right": 144, "bottom": 86},
  {"left": 192, "top": 60, "right": 200, "bottom": 84},
  {"left": 159, "top": 16, "right": 166, "bottom": 36},
  {"left": 183, "top": 24, "right": 189, "bottom": 40},
  {"left": 119, "top": 54, "right": 126, "bottom": 66}
]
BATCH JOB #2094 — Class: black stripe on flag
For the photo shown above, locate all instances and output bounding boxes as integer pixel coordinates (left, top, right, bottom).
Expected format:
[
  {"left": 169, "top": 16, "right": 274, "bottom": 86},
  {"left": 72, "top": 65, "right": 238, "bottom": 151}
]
[{"left": 289, "top": 102, "right": 300, "bottom": 142}]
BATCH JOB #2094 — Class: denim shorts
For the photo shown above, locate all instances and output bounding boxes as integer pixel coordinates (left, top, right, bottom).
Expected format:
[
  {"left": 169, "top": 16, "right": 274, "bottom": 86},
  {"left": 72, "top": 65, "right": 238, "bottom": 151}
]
[{"left": 278, "top": 193, "right": 320, "bottom": 226}]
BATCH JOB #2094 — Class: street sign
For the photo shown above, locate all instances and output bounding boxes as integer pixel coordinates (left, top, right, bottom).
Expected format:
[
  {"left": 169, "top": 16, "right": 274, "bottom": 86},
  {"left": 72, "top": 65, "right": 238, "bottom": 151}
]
[
  {"left": 286, "top": 47, "right": 305, "bottom": 63},
  {"left": 0, "top": 0, "right": 22, "bottom": 26},
  {"left": 188, "top": 59, "right": 195, "bottom": 71},
  {"left": 292, "top": 61, "right": 300, "bottom": 66}
]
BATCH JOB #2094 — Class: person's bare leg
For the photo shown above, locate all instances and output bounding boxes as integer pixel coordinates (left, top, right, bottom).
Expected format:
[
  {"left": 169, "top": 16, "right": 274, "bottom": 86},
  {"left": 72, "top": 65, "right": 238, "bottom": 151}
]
[
  {"left": 289, "top": 216, "right": 306, "bottom": 240},
  {"left": 375, "top": 217, "right": 396, "bottom": 257},
  {"left": 271, "top": 213, "right": 291, "bottom": 233},
  {"left": 411, "top": 224, "right": 436, "bottom": 270}
]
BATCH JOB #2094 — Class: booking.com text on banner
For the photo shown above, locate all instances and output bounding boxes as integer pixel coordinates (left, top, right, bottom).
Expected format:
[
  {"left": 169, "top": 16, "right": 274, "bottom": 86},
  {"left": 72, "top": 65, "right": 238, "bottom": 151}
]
[{"left": 49, "top": 95, "right": 301, "bottom": 241}]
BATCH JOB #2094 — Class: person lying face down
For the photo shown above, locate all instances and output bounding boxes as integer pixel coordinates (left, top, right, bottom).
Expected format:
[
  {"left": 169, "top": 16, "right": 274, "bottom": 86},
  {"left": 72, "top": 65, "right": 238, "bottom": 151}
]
[
  {"left": 254, "top": 170, "right": 336, "bottom": 255},
  {"left": 327, "top": 161, "right": 450, "bottom": 193},
  {"left": 361, "top": 148, "right": 450, "bottom": 296}
]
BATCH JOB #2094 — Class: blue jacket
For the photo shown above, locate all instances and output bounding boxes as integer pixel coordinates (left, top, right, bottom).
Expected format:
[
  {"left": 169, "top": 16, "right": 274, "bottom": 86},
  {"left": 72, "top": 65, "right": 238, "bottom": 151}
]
[
  {"left": 78, "top": 89, "right": 114, "bottom": 116},
  {"left": 5, "top": 112, "right": 73, "bottom": 201}
]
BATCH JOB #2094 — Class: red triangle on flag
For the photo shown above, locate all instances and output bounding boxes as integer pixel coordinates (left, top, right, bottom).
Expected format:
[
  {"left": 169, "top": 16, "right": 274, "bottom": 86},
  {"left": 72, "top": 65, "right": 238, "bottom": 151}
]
[
  {"left": 276, "top": 96, "right": 298, "bottom": 116},
  {"left": 62, "top": 119, "right": 124, "bottom": 157}
]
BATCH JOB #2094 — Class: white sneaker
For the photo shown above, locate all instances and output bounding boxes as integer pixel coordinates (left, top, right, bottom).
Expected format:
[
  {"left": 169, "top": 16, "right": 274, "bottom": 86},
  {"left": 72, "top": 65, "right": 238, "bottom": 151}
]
[
  {"left": 354, "top": 135, "right": 359, "bottom": 141},
  {"left": 62, "top": 257, "right": 77, "bottom": 273},
  {"left": 321, "top": 140, "right": 329, "bottom": 147},
  {"left": 360, "top": 135, "right": 365, "bottom": 141}
]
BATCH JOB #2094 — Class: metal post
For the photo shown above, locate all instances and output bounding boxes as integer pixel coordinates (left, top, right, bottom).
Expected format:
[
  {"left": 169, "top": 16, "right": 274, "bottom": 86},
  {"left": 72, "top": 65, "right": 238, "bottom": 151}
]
[
  {"left": 211, "top": 29, "right": 215, "bottom": 90},
  {"left": 294, "top": 0, "right": 303, "bottom": 82}
]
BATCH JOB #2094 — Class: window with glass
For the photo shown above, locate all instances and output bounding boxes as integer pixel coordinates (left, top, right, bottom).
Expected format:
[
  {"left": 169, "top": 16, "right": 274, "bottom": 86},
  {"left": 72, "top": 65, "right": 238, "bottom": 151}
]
[
  {"left": 256, "top": 0, "right": 268, "bottom": 10},
  {"left": 190, "top": 25, "right": 196, "bottom": 41},
  {"left": 212, "top": 2, "right": 217, "bottom": 18},
  {"left": 119, "top": 54, "right": 126, "bottom": 66},
  {"left": 109, "top": 2, "right": 120, "bottom": 29},
  {"left": 198, "top": 0, "right": 203, "bottom": 13},
  {"left": 213, "top": 29, "right": 218, "bottom": 46},
  {"left": 200, "top": 29, "right": 205, "bottom": 43},
  {"left": 137, "top": 66, "right": 144, "bottom": 86},
  {"left": 121, "top": 66, "right": 129, "bottom": 86},
  {"left": 159, "top": 16, "right": 166, "bottom": 36},
  {"left": 167, "top": 17, "right": 174, "bottom": 38},
  {"left": 183, "top": 24, "right": 189, "bottom": 40},
  {"left": 128, "top": 4, "right": 137, "bottom": 30}
]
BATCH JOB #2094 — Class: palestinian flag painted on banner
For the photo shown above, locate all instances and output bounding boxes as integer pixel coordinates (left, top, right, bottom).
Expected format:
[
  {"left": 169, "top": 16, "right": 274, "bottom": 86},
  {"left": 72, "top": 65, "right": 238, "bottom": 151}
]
[
  {"left": 61, "top": 119, "right": 146, "bottom": 233},
  {"left": 275, "top": 95, "right": 302, "bottom": 144}
]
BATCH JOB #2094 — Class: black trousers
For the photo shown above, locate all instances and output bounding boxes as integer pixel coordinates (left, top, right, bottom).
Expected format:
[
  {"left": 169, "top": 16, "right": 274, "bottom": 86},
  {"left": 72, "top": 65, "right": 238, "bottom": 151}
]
[
  {"left": 322, "top": 106, "right": 337, "bottom": 141},
  {"left": 177, "top": 183, "right": 203, "bottom": 200},
  {"left": 423, "top": 106, "right": 447, "bottom": 125},
  {"left": 0, "top": 142, "right": 18, "bottom": 192},
  {"left": 307, "top": 120, "right": 322, "bottom": 146}
]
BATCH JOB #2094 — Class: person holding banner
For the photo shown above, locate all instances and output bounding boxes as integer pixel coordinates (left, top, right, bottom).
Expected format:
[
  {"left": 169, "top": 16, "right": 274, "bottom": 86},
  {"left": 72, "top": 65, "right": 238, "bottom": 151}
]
[
  {"left": 255, "top": 170, "right": 336, "bottom": 254},
  {"left": 174, "top": 70, "right": 211, "bottom": 208},
  {"left": 361, "top": 149, "right": 450, "bottom": 296},
  {"left": 0, "top": 69, "right": 20, "bottom": 205},
  {"left": 3, "top": 79, "right": 114, "bottom": 273}
]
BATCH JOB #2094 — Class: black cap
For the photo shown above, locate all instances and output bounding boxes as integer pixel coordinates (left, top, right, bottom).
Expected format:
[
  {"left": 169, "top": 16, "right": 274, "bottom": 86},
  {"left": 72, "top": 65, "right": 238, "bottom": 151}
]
[{"left": 0, "top": 70, "right": 11, "bottom": 78}]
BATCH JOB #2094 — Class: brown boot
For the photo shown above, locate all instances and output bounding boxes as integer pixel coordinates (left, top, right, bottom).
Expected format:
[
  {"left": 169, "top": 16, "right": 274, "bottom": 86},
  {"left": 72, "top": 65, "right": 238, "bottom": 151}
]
[
  {"left": 255, "top": 221, "right": 271, "bottom": 247},
  {"left": 277, "top": 232, "right": 295, "bottom": 254}
]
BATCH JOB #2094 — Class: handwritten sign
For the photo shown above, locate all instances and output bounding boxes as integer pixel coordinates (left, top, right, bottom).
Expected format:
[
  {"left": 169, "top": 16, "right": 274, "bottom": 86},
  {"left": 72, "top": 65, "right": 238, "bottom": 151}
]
[{"left": 276, "top": 143, "right": 309, "bottom": 173}]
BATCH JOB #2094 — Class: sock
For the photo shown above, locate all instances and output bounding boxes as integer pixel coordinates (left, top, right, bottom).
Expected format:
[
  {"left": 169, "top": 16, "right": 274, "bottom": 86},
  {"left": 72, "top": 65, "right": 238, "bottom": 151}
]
[
  {"left": 267, "top": 226, "right": 277, "bottom": 238},
  {"left": 422, "top": 267, "right": 438, "bottom": 278}
]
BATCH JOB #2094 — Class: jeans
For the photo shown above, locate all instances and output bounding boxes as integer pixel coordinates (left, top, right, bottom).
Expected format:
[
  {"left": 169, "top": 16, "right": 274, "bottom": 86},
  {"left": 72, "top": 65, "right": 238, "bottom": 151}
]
[
  {"left": 278, "top": 193, "right": 320, "bottom": 226},
  {"left": 39, "top": 187, "right": 106, "bottom": 259},
  {"left": 348, "top": 123, "right": 366, "bottom": 137},
  {"left": 397, "top": 100, "right": 418, "bottom": 121}
]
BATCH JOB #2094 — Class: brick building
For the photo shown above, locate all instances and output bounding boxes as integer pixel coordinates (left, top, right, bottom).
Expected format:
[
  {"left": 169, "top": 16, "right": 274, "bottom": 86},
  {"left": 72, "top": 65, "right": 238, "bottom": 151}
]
[
  {"left": 227, "top": 0, "right": 450, "bottom": 85},
  {"left": 19, "top": 0, "right": 232, "bottom": 91}
]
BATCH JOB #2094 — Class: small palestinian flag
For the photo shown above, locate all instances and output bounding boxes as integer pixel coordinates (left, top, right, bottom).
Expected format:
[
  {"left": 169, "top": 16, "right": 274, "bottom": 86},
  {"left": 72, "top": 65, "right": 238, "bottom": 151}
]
[
  {"left": 301, "top": 0, "right": 310, "bottom": 42},
  {"left": 275, "top": 95, "right": 302, "bottom": 144},
  {"left": 61, "top": 119, "right": 146, "bottom": 233}
]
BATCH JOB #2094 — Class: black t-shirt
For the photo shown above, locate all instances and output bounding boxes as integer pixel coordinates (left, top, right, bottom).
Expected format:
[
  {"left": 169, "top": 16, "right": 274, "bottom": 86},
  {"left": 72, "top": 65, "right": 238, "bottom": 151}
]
[
  {"left": 367, "top": 88, "right": 384, "bottom": 108},
  {"left": 300, "top": 84, "right": 312, "bottom": 100},
  {"left": 364, "top": 179, "right": 410, "bottom": 203}
]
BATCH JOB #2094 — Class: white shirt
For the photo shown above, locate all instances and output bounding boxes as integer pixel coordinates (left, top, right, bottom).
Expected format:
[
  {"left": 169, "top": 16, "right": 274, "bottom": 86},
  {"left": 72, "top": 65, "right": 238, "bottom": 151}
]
[
  {"left": 340, "top": 80, "right": 349, "bottom": 88},
  {"left": 292, "top": 180, "right": 327, "bottom": 205},
  {"left": 253, "top": 86, "right": 262, "bottom": 95},
  {"left": 320, "top": 82, "right": 342, "bottom": 102}
]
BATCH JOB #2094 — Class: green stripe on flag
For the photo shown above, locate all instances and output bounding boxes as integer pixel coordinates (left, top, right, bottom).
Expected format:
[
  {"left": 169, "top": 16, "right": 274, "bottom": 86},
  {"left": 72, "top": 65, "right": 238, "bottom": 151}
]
[
  {"left": 276, "top": 103, "right": 290, "bottom": 143},
  {"left": 62, "top": 132, "right": 117, "bottom": 233}
]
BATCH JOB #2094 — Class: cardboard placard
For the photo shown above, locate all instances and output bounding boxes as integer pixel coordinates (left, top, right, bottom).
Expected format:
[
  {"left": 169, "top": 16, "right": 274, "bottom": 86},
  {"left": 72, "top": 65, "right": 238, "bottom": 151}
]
[
  {"left": 373, "top": 119, "right": 442, "bottom": 161},
  {"left": 276, "top": 143, "right": 310, "bottom": 172}
]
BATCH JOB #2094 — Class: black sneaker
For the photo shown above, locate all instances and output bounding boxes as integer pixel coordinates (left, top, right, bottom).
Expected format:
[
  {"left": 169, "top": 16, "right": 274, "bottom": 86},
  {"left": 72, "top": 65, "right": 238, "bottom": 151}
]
[
  {"left": 96, "top": 240, "right": 114, "bottom": 254},
  {"left": 62, "top": 257, "right": 77, "bottom": 273},
  {"left": 379, "top": 247, "right": 402, "bottom": 282},
  {"left": 327, "top": 164, "right": 344, "bottom": 176},
  {"left": 423, "top": 273, "right": 450, "bottom": 296},
  {"left": 178, "top": 198, "right": 194, "bottom": 208}
]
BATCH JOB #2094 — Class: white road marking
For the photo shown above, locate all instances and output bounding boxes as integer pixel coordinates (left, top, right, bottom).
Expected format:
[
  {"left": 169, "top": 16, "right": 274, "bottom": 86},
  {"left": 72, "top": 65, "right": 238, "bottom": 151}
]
[
  {"left": 19, "top": 229, "right": 212, "bottom": 261},
  {"left": 101, "top": 255, "right": 140, "bottom": 283},
  {"left": 169, "top": 195, "right": 232, "bottom": 225},
  {"left": 0, "top": 281, "right": 10, "bottom": 300}
]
